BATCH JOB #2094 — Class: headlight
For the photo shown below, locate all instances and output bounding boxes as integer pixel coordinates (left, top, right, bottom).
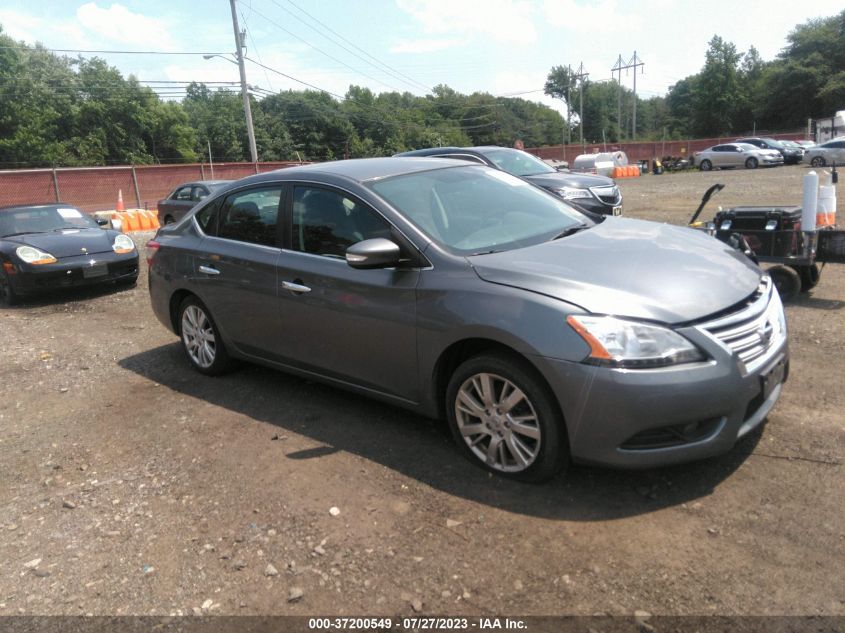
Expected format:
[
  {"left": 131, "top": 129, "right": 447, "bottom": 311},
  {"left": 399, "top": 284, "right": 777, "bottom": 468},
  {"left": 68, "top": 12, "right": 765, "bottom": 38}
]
[
  {"left": 15, "top": 245, "right": 57, "bottom": 265},
  {"left": 567, "top": 314, "right": 705, "bottom": 368},
  {"left": 555, "top": 186, "right": 592, "bottom": 200},
  {"left": 112, "top": 234, "right": 136, "bottom": 254}
]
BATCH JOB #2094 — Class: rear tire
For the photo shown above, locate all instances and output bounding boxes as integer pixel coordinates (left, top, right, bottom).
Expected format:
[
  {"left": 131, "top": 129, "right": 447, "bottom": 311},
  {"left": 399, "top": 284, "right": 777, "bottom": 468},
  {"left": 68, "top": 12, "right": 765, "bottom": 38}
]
[
  {"left": 0, "top": 268, "right": 18, "bottom": 306},
  {"left": 177, "top": 295, "right": 233, "bottom": 376},
  {"left": 769, "top": 265, "right": 801, "bottom": 302},
  {"left": 810, "top": 156, "right": 825, "bottom": 167},
  {"left": 699, "top": 159, "right": 712, "bottom": 172},
  {"left": 445, "top": 353, "right": 568, "bottom": 482},
  {"left": 745, "top": 157, "right": 759, "bottom": 169},
  {"left": 791, "top": 264, "right": 820, "bottom": 293}
]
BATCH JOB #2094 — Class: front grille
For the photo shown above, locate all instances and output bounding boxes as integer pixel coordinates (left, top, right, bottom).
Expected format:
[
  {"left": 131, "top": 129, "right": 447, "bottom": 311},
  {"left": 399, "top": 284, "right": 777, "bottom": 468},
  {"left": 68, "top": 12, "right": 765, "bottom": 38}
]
[
  {"left": 698, "top": 277, "right": 785, "bottom": 371},
  {"left": 589, "top": 185, "right": 621, "bottom": 205}
]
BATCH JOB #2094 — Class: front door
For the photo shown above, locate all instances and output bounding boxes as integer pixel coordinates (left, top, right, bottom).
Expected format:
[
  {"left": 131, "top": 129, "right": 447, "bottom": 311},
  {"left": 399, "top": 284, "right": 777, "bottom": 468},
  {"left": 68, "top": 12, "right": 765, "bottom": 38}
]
[{"left": 274, "top": 185, "right": 420, "bottom": 403}]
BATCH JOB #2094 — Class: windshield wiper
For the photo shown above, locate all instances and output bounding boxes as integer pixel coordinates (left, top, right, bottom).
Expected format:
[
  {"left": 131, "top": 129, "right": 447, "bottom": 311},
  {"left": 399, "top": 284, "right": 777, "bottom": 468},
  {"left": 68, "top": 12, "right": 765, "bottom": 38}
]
[
  {"left": 551, "top": 224, "right": 588, "bottom": 240},
  {"left": 1, "top": 231, "right": 46, "bottom": 238}
]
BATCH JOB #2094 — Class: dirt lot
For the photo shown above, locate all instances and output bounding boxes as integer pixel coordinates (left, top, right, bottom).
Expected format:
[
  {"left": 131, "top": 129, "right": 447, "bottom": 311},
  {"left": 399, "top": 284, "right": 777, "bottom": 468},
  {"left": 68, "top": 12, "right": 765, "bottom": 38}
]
[{"left": 0, "top": 165, "right": 843, "bottom": 619}]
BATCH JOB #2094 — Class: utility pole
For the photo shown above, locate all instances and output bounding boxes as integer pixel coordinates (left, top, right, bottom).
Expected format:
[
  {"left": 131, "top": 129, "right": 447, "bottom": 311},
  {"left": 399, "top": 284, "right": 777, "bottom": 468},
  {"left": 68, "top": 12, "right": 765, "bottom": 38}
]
[
  {"left": 573, "top": 62, "right": 589, "bottom": 146},
  {"left": 566, "top": 64, "right": 571, "bottom": 144},
  {"left": 229, "top": 0, "right": 258, "bottom": 163},
  {"left": 611, "top": 55, "right": 624, "bottom": 141},
  {"left": 612, "top": 52, "right": 644, "bottom": 141}
]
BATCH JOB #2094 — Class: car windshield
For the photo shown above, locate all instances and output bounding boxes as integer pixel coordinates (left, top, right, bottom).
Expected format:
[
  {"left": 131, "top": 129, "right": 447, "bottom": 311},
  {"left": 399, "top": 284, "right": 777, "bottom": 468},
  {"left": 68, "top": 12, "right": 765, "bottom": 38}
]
[
  {"left": 736, "top": 143, "right": 759, "bottom": 151},
  {"left": 761, "top": 139, "right": 784, "bottom": 149},
  {"left": 368, "top": 165, "right": 590, "bottom": 255},
  {"left": 0, "top": 206, "right": 98, "bottom": 237},
  {"left": 476, "top": 148, "right": 556, "bottom": 177}
]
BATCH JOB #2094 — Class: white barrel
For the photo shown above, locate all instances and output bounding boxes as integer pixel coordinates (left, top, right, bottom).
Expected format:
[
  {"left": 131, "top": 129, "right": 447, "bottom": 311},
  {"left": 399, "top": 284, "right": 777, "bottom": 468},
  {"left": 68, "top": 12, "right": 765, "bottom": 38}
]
[{"left": 802, "top": 170, "right": 818, "bottom": 231}]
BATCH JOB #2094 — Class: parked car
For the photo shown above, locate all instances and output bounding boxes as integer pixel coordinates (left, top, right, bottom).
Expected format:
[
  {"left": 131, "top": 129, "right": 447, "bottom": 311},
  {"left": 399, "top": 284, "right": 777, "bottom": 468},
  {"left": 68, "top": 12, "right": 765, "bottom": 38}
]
[
  {"left": 0, "top": 203, "right": 139, "bottom": 305},
  {"left": 779, "top": 140, "right": 806, "bottom": 161},
  {"left": 735, "top": 137, "right": 802, "bottom": 164},
  {"left": 395, "top": 146, "right": 622, "bottom": 217},
  {"left": 147, "top": 158, "right": 788, "bottom": 482},
  {"left": 157, "top": 180, "right": 233, "bottom": 225},
  {"left": 693, "top": 143, "right": 783, "bottom": 170},
  {"left": 803, "top": 138, "right": 845, "bottom": 167}
]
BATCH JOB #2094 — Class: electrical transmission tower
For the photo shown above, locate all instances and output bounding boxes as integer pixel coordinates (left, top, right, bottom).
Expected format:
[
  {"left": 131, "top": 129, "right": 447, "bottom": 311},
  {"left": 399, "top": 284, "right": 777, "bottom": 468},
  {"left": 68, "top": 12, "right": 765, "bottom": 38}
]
[{"left": 611, "top": 52, "right": 645, "bottom": 141}]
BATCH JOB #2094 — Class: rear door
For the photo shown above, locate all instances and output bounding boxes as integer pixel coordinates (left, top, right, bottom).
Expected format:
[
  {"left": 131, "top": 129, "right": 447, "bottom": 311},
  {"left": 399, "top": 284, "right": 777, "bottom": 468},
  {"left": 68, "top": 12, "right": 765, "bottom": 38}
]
[
  {"left": 193, "top": 184, "right": 285, "bottom": 358},
  {"left": 273, "top": 184, "right": 420, "bottom": 402}
]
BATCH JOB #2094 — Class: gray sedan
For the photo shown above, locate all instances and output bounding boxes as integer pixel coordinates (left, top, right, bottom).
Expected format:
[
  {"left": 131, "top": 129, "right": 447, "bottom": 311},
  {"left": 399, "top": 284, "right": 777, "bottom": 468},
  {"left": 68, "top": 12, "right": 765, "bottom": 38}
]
[
  {"left": 804, "top": 138, "right": 845, "bottom": 167},
  {"left": 157, "top": 180, "right": 233, "bottom": 226},
  {"left": 147, "top": 158, "right": 788, "bottom": 481},
  {"left": 693, "top": 143, "right": 783, "bottom": 170}
]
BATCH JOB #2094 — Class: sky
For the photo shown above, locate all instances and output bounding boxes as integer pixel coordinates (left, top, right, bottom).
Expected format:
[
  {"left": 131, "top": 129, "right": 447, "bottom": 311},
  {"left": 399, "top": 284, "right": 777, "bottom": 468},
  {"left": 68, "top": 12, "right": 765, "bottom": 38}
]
[{"left": 0, "top": 0, "right": 835, "bottom": 119}]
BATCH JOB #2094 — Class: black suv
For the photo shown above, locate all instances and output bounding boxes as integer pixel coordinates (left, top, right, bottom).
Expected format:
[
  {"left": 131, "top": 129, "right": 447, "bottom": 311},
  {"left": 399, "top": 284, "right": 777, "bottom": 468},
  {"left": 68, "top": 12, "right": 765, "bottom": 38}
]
[
  {"left": 735, "top": 137, "right": 802, "bottom": 164},
  {"left": 395, "top": 146, "right": 622, "bottom": 216}
]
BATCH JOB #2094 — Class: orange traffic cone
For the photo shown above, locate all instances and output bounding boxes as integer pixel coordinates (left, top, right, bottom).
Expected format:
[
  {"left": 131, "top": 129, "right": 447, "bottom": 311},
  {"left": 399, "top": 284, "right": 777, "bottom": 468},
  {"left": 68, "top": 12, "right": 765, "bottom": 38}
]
[{"left": 116, "top": 189, "right": 125, "bottom": 213}]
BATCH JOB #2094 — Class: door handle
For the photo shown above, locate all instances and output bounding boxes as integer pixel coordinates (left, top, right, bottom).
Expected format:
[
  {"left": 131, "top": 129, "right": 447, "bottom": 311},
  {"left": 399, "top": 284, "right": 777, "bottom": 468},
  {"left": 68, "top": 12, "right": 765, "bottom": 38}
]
[
  {"left": 198, "top": 265, "right": 220, "bottom": 275},
  {"left": 282, "top": 280, "right": 311, "bottom": 293}
]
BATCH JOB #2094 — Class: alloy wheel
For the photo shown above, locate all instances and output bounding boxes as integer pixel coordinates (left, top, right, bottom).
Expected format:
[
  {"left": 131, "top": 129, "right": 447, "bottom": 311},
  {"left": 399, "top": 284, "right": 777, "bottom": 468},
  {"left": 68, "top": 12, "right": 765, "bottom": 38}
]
[
  {"left": 181, "top": 304, "right": 217, "bottom": 368},
  {"left": 454, "top": 372, "right": 541, "bottom": 473}
]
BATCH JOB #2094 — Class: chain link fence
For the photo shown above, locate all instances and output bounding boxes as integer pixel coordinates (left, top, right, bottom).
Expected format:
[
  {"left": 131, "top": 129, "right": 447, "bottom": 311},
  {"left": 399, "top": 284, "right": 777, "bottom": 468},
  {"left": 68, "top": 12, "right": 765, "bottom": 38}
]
[{"left": 0, "top": 162, "right": 303, "bottom": 213}]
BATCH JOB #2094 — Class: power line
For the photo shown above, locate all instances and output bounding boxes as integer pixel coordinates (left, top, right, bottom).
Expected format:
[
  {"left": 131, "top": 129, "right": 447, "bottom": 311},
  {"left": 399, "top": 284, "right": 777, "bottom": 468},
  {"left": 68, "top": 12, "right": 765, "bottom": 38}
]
[
  {"left": 242, "top": 3, "right": 411, "bottom": 95},
  {"left": 269, "top": 0, "right": 432, "bottom": 94},
  {"left": 0, "top": 44, "right": 228, "bottom": 56}
]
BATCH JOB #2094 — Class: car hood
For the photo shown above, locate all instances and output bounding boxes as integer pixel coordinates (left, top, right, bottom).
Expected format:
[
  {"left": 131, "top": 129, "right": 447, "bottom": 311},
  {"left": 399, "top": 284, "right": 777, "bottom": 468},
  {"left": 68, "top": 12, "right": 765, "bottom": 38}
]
[
  {"left": 468, "top": 217, "right": 761, "bottom": 324},
  {"left": 522, "top": 171, "right": 615, "bottom": 189},
  {"left": 6, "top": 229, "right": 117, "bottom": 258}
]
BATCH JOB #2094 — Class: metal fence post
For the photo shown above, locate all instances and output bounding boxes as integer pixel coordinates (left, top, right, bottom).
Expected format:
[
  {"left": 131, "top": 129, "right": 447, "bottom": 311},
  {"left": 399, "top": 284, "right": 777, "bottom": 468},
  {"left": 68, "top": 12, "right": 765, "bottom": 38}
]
[
  {"left": 131, "top": 166, "right": 142, "bottom": 208},
  {"left": 52, "top": 166, "right": 61, "bottom": 202}
]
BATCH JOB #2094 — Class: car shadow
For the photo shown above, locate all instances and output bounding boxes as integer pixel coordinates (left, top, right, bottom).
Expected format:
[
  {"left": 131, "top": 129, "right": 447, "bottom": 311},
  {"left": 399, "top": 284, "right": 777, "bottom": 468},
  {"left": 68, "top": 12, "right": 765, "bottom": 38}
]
[
  {"left": 791, "top": 294, "right": 845, "bottom": 311},
  {"left": 5, "top": 281, "right": 136, "bottom": 308},
  {"left": 119, "top": 344, "right": 763, "bottom": 521}
]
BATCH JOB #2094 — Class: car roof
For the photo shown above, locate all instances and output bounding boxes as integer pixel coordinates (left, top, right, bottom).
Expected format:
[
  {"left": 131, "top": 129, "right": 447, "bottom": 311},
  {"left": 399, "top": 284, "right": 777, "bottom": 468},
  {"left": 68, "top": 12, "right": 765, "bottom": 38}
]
[
  {"left": 176, "top": 180, "right": 234, "bottom": 187},
  {"left": 0, "top": 203, "right": 74, "bottom": 214},
  {"left": 243, "top": 156, "right": 472, "bottom": 184}
]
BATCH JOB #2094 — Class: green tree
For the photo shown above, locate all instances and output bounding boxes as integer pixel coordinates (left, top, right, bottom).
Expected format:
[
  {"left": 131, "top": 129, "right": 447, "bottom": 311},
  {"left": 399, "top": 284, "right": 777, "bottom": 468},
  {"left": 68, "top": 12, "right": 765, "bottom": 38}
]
[{"left": 692, "top": 35, "right": 743, "bottom": 136}]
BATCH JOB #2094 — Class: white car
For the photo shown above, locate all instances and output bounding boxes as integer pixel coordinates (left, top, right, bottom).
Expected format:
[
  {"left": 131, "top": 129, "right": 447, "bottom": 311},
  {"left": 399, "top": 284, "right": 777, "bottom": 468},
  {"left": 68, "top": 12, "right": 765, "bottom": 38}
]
[
  {"left": 693, "top": 143, "right": 783, "bottom": 171},
  {"left": 805, "top": 138, "right": 845, "bottom": 167}
]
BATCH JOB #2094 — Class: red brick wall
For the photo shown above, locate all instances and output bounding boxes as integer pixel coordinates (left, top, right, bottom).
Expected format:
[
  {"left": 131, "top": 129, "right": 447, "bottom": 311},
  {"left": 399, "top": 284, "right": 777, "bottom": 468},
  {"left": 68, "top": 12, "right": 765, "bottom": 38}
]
[
  {"left": 527, "top": 132, "right": 808, "bottom": 164},
  {"left": 0, "top": 162, "right": 304, "bottom": 213}
]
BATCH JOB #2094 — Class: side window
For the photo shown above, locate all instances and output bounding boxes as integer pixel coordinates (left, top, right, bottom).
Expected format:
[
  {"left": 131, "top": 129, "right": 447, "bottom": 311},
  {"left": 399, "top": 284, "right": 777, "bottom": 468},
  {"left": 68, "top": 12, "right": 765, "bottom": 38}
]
[
  {"left": 713, "top": 146, "right": 727, "bottom": 152},
  {"left": 217, "top": 187, "right": 283, "bottom": 247},
  {"left": 195, "top": 198, "right": 222, "bottom": 236},
  {"left": 175, "top": 186, "right": 193, "bottom": 201},
  {"left": 292, "top": 186, "right": 392, "bottom": 259},
  {"left": 192, "top": 186, "right": 209, "bottom": 201}
]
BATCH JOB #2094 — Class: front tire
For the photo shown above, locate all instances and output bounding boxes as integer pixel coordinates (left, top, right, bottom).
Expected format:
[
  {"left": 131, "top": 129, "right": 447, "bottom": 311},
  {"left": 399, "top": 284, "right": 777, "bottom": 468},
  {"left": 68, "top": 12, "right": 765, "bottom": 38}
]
[
  {"left": 0, "top": 268, "right": 18, "bottom": 306},
  {"left": 178, "top": 296, "right": 232, "bottom": 375},
  {"left": 810, "top": 156, "right": 826, "bottom": 167},
  {"left": 769, "top": 265, "right": 801, "bottom": 302},
  {"left": 745, "top": 157, "right": 759, "bottom": 169},
  {"left": 445, "top": 353, "right": 568, "bottom": 482},
  {"left": 699, "top": 159, "right": 712, "bottom": 171}
]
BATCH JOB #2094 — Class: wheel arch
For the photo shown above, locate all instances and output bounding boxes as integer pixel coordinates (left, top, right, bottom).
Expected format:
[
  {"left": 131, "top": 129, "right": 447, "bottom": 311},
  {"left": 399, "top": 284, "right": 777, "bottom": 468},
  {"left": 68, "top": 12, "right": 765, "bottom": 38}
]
[{"left": 431, "top": 337, "right": 564, "bottom": 426}]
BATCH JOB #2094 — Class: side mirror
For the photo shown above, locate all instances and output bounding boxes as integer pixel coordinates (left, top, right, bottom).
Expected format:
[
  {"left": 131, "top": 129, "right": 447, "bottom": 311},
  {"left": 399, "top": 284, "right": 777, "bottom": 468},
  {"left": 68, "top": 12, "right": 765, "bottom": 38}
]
[
  {"left": 346, "top": 238, "right": 401, "bottom": 269},
  {"left": 96, "top": 218, "right": 109, "bottom": 227}
]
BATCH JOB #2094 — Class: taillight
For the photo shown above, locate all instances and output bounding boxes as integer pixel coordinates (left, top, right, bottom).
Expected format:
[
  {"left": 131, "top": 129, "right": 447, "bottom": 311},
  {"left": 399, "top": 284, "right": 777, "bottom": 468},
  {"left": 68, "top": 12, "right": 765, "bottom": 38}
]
[{"left": 146, "top": 240, "right": 160, "bottom": 266}]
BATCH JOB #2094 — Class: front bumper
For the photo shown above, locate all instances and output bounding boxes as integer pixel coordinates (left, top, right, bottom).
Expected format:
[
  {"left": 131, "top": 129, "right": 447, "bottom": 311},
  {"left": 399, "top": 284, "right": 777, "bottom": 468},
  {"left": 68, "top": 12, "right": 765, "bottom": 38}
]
[
  {"left": 7, "top": 251, "right": 139, "bottom": 295},
  {"left": 535, "top": 283, "right": 788, "bottom": 468}
]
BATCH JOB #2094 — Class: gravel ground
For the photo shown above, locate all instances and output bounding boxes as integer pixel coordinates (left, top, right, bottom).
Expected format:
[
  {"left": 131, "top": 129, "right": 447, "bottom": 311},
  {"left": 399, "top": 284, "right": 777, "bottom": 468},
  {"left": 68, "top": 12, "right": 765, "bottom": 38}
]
[{"left": 0, "top": 164, "right": 843, "bottom": 619}]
